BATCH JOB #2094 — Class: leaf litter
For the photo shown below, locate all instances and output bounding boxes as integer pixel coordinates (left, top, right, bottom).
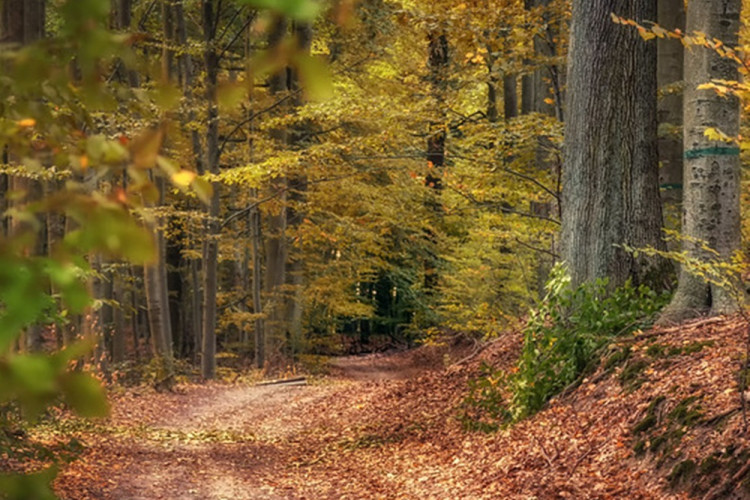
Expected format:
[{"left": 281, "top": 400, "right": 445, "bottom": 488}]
[{"left": 48, "top": 316, "right": 750, "bottom": 499}]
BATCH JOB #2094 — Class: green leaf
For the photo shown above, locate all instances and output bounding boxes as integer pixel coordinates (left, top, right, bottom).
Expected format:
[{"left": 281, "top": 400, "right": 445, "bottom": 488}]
[
  {"left": 59, "top": 372, "right": 110, "bottom": 418},
  {"left": 192, "top": 177, "right": 214, "bottom": 205},
  {"left": 8, "top": 354, "right": 57, "bottom": 395},
  {"left": 217, "top": 81, "right": 247, "bottom": 112},
  {"left": 0, "top": 466, "right": 58, "bottom": 500},
  {"left": 234, "top": 0, "right": 320, "bottom": 20},
  {"left": 294, "top": 54, "right": 333, "bottom": 101}
]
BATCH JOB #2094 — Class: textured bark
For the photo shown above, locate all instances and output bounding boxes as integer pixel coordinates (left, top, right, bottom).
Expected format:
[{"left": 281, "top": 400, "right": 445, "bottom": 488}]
[
  {"left": 659, "top": 0, "right": 741, "bottom": 324},
  {"left": 144, "top": 178, "right": 174, "bottom": 376},
  {"left": 201, "top": 0, "right": 220, "bottom": 379},
  {"left": 144, "top": 253, "right": 172, "bottom": 362},
  {"left": 1, "top": 0, "right": 44, "bottom": 44},
  {"left": 562, "top": 0, "right": 666, "bottom": 289},
  {"left": 657, "top": 0, "right": 685, "bottom": 205}
]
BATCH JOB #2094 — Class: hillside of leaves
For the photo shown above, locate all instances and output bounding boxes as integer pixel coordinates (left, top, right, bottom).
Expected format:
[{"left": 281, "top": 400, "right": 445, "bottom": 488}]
[{"left": 41, "top": 316, "right": 750, "bottom": 499}]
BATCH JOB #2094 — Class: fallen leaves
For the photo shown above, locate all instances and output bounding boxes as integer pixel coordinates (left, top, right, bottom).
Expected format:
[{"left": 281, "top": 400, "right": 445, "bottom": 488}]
[{"left": 45, "top": 317, "right": 750, "bottom": 499}]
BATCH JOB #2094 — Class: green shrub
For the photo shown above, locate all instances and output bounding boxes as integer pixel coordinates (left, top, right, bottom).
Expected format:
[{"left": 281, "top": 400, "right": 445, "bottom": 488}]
[
  {"left": 461, "top": 263, "right": 669, "bottom": 428},
  {"left": 508, "top": 264, "right": 668, "bottom": 421}
]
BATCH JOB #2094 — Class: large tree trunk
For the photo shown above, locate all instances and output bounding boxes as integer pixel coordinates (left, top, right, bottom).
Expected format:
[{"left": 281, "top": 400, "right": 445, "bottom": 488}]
[
  {"left": 658, "top": 0, "right": 742, "bottom": 324},
  {"left": 561, "top": 0, "right": 666, "bottom": 289},
  {"left": 657, "top": 0, "right": 685, "bottom": 207},
  {"left": 201, "top": 0, "right": 220, "bottom": 379}
]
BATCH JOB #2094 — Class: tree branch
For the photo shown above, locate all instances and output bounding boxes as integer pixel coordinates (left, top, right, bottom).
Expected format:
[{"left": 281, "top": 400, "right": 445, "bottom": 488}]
[{"left": 447, "top": 185, "right": 560, "bottom": 225}]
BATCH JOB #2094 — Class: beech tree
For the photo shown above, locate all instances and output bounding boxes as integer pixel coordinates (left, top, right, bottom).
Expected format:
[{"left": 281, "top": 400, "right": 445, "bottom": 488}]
[
  {"left": 657, "top": 0, "right": 685, "bottom": 208},
  {"left": 659, "top": 0, "right": 742, "bottom": 323},
  {"left": 561, "top": 0, "right": 666, "bottom": 289}
]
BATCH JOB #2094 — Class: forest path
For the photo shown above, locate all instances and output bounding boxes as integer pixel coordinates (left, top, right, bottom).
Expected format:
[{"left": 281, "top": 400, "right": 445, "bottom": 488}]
[{"left": 54, "top": 350, "right": 435, "bottom": 500}]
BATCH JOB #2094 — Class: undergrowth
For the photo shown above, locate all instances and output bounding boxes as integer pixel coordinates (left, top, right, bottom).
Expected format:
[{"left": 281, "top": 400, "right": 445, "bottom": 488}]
[{"left": 460, "top": 263, "right": 669, "bottom": 431}]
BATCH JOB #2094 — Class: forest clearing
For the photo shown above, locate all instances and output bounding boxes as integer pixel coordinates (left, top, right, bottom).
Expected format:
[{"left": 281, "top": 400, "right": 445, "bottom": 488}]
[{"left": 4, "top": 0, "right": 750, "bottom": 498}]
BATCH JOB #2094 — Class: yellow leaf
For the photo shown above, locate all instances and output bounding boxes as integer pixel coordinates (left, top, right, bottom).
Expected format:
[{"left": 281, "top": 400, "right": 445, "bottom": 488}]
[
  {"left": 638, "top": 27, "right": 656, "bottom": 41},
  {"left": 17, "top": 118, "right": 36, "bottom": 128},
  {"left": 171, "top": 170, "right": 196, "bottom": 187},
  {"left": 651, "top": 25, "right": 667, "bottom": 38}
]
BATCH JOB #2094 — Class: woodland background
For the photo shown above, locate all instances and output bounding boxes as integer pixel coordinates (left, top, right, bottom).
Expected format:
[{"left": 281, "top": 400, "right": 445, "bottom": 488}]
[{"left": 3, "top": 0, "right": 750, "bottom": 498}]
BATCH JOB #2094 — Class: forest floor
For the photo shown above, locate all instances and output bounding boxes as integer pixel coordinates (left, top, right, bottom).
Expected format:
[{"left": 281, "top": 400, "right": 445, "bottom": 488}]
[{"left": 51, "top": 317, "right": 750, "bottom": 499}]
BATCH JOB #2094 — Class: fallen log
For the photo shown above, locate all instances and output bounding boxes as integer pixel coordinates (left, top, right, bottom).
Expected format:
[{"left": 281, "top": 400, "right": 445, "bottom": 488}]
[{"left": 255, "top": 376, "right": 307, "bottom": 387}]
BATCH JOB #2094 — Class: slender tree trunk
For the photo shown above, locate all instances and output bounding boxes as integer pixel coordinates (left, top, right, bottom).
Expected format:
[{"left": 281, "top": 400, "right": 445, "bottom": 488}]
[
  {"left": 263, "top": 17, "right": 290, "bottom": 364},
  {"left": 201, "top": 0, "right": 220, "bottom": 379},
  {"left": 144, "top": 252, "right": 173, "bottom": 365},
  {"left": 144, "top": 177, "right": 174, "bottom": 379},
  {"left": 173, "top": 0, "right": 205, "bottom": 362},
  {"left": 658, "top": 0, "right": 742, "bottom": 323},
  {"left": 657, "top": 0, "right": 685, "bottom": 207},
  {"left": 487, "top": 79, "right": 499, "bottom": 123},
  {"left": 111, "top": 269, "right": 127, "bottom": 363},
  {"left": 423, "top": 31, "right": 449, "bottom": 292},
  {"left": 285, "top": 22, "right": 312, "bottom": 358},
  {"left": 503, "top": 74, "right": 518, "bottom": 120},
  {"left": 561, "top": 0, "right": 666, "bottom": 289},
  {"left": 250, "top": 188, "right": 265, "bottom": 368}
]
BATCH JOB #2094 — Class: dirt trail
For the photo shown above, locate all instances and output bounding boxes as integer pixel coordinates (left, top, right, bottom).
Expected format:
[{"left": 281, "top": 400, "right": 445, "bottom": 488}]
[
  {"left": 55, "top": 351, "right": 434, "bottom": 500},
  {"left": 54, "top": 321, "right": 750, "bottom": 499}
]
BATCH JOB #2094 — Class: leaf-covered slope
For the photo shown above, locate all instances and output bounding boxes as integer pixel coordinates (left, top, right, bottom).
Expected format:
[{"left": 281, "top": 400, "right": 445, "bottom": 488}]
[{"left": 279, "top": 317, "right": 748, "bottom": 499}]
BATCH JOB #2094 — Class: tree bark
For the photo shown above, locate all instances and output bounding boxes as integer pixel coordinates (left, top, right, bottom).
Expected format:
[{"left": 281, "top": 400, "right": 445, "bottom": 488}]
[
  {"left": 286, "top": 22, "right": 312, "bottom": 358},
  {"left": 503, "top": 74, "right": 518, "bottom": 120},
  {"left": 658, "top": 0, "right": 742, "bottom": 323},
  {"left": 201, "top": 0, "right": 220, "bottom": 379},
  {"left": 173, "top": 0, "right": 204, "bottom": 363},
  {"left": 144, "top": 177, "right": 174, "bottom": 378},
  {"left": 263, "top": 17, "right": 290, "bottom": 364},
  {"left": 250, "top": 188, "right": 265, "bottom": 368},
  {"left": 111, "top": 269, "right": 127, "bottom": 363},
  {"left": 423, "top": 30, "right": 449, "bottom": 291},
  {"left": 561, "top": 0, "right": 666, "bottom": 289},
  {"left": 657, "top": 0, "right": 685, "bottom": 206}
]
